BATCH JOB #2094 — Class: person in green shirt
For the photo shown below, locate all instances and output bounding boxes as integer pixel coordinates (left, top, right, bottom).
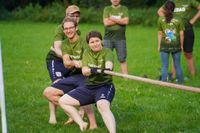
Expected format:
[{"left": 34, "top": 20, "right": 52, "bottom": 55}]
[
  {"left": 44, "top": 18, "right": 97, "bottom": 129},
  {"left": 158, "top": 0, "right": 184, "bottom": 84},
  {"left": 158, "top": 0, "right": 200, "bottom": 77},
  {"left": 103, "top": 0, "right": 129, "bottom": 74},
  {"left": 59, "top": 31, "right": 116, "bottom": 133},
  {"left": 45, "top": 5, "right": 81, "bottom": 125}
]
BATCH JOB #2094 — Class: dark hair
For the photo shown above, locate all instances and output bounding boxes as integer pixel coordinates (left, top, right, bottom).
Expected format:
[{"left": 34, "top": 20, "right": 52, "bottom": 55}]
[
  {"left": 164, "top": 0, "right": 175, "bottom": 23},
  {"left": 62, "top": 17, "right": 78, "bottom": 29},
  {"left": 86, "top": 31, "right": 102, "bottom": 43}
]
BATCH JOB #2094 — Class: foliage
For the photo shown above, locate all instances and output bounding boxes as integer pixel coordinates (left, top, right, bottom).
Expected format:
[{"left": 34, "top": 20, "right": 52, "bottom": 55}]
[
  {"left": 0, "top": 21, "right": 200, "bottom": 132},
  {"left": 11, "top": 2, "right": 65, "bottom": 22}
]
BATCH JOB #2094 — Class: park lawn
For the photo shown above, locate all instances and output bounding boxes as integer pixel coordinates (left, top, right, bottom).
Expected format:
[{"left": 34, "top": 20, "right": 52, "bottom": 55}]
[{"left": 0, "top": 21, "right": 200, "bottom": 133}]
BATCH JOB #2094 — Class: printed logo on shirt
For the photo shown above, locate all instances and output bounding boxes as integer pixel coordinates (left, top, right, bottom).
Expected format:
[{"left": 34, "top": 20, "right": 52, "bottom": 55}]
[
  {"left": 88, "top": 63, "right": 101, "bottom": 68},
  {"left": 164, "top": 29, "right": 176, "bottom": 44},
  {"left": 110, "top": 15, "right": 121, "bottom": 19},
  {"left": 55, "top": 72, "right": 62, "bottom": 77},
  {"left": 76, "top": 50, "right": 81, "bottom": 54},
  {"left": 174, "top": 5, "right": 188, "bottom": 13},
  {"left": 69, "top": 55, "right": 81, "bottom": 60}
]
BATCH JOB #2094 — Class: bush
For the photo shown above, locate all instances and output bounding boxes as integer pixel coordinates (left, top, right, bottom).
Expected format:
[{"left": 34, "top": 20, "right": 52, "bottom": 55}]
[
  {"left": 11, "top": 2, "right": 65, "bottom": 23},
  {"left": 4, "top": 2, "right": 200, "bottom": 27}
]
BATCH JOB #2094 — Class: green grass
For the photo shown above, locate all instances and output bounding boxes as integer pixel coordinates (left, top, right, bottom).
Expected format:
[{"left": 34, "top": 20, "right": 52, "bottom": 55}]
[{"left": 0, "top": 21, "right": 200, "bottom": 133}]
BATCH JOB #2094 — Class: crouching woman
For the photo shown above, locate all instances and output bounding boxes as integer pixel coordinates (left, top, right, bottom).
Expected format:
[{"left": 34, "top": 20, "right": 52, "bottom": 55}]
[{"left": 59, "top": 31, "right": 116, "bottom": 133}]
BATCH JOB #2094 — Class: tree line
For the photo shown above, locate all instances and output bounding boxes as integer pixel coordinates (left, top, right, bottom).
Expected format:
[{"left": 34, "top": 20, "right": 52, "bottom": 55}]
[{"left": 1, "top": 0, "right": 165, "bottom": 11}]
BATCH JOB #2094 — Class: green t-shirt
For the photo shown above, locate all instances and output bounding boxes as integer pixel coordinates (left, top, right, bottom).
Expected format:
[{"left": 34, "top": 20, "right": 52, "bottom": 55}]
[
  {"left": 163, "top": 0, "right": 200, "bottom": 27},
  {"left": 158, "top": 16, "right": 185, "bottom": 52},
  {"left": 61, "top": 37, "right": 88, "bottom": 60},
  {"left": 46, "top": 24, "right": 81, "bottom": 63},
  {"left": 103, "top": 5, "right": 129, "bottom": 40},
  {"left": 82, "top": 48, "right": 114, "bottom": 87},
  {"left": 61, "top": 36, "right": 88, "bottom": 75}
]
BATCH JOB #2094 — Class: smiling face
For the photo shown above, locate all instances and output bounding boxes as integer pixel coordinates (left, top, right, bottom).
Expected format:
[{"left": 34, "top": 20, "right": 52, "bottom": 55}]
[
  {"left": 88, "top": 37, "right": 103, "bottom": 52},
  {"left": 111, "top": 0, "right": 120, "bottom": 7},
  {"left": 63, "top": 21, "right": 77, "bottom": 39}
]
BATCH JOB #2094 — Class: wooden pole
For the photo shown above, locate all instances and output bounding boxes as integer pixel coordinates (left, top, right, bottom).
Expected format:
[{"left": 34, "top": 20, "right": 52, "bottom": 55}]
[{"left": 103, "top": 70, "right": 200, "bottom": 93}]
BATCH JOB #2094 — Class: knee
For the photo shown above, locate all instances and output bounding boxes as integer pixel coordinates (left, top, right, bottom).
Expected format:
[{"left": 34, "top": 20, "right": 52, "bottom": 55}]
[
  {"left": 184, "top": 52, "right": 193, "bottom": 59},
  {"left": 58, "top": 96, "right": 66, "bottom": 107},
  {"left": 97, "top": 103, "right": 109, "bottom": 114},
  {"left": 43, "top": 87, "right": 52, "bottom": 99}
]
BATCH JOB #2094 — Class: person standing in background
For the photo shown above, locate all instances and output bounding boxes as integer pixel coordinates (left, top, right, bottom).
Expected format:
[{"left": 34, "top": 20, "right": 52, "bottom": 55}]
[
  {"left": 158, "top": 0, "right": 200, "bottom": 77},
  {"left": 158, "top": 0, "right": 184, "bottom": 84},
  {"left": 103, "top": 0, "right": 129, "bottom": 74}
]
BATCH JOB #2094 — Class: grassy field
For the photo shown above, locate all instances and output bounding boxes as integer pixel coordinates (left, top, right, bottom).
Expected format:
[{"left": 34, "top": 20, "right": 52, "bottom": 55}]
[{"left": 0, "top": 21, "right": 200, "bottom": 133}]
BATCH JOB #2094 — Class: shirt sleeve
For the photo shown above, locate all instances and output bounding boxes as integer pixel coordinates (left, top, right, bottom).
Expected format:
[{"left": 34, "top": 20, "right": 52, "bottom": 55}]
[
  {"left": 105, "top": 49, "right": 114, "bottom": 63},
  {"left": 103, "top": 6, "right": 109, "bottom": 19},
  {"left": 82, "top": 51, "right": 89, "bottom": 67},
  {"left": 61, "top": 40, "right": 68, "bottom": 55},
  {"left": 123, "top": 6, "right": 129, "bottom": 18},
  {"left": 54, "top": 25, "right": 65, "bottom": 41},
  {"left": 191, "top": 0, "right": 200, "bottom": 8}
]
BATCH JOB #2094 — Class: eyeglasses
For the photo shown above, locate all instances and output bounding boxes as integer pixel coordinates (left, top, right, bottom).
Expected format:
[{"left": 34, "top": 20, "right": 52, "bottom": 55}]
[{"left": 64, "top": 26, "right": 75, "bottom": 31}]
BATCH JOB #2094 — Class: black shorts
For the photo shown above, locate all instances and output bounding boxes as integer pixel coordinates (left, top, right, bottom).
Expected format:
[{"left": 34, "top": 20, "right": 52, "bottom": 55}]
[{"left": 183, "top": 26, "right": 194, "bottom": 53}]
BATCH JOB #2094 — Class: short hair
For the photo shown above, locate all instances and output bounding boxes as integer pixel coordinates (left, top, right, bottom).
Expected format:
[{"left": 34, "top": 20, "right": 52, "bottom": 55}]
[
  {"left": 62, "top": 17, "right": 78, "bottom": 29},
  {"left": 86, "top": 31, "right": 102, "bottom": 43}
]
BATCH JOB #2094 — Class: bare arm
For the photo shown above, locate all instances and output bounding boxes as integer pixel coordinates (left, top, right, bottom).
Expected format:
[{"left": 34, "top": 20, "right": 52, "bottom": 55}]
[
  {"left": 190, "top": 6, "right": 200, "bottom": 25},
  {"left": 62, "top": 54, "right": 74, "bottom": 69},
  {"left": 180, "top": 31, "right": 184, "bottom": 51},
  {"left": 158, "top": 31, "right": 162, "bottom": 51},
  {"left": 109, "top": 17, "right": 129, "bottom": 25},
  {"left": 157, "top": 7, "right": 165, "bottom": 17},
  {"left": 103, "top": 18, "right": 116, "bottom": 26},
  {"left": 103, "top": 17, "right": 129, "bottom": 26},
  {"left": 105, "top": 61, "right": 113, "bottom": 70},
  {"left": 82, "top": 66, "right": 91, "bottom": 76},
  {"left": 53, "top": 41, "right": 62, "bottom": 58}
]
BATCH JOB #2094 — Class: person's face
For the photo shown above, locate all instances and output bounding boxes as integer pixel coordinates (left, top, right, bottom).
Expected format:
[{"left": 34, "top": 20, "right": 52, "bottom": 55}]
[
  {"left": 63, "top": 21, "right": 77, "bottom": 39},
  {"left": 111, "top": 0, "right": 120, "bottom": 6},
  {"left": 88, "top": 37, "right": 102, "bottom": 52},
  {"left": 67, "top": 12, "right": 80, "bottom": 23}
]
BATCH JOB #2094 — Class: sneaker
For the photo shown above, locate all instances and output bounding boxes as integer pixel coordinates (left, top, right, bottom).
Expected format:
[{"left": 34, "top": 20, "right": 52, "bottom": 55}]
[{"left": 184, "top": 76, "right": 189, "bottom": 81}]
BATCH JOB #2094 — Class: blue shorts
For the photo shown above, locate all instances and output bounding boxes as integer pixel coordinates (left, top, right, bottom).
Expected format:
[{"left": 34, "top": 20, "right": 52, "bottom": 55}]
[
  {"left": 104, "top": 40, "right": 127, "bottom": 62},
  {"left": 68, "top": 83, "right": 115, "bottom": 106},
  {"left": 51, "top": 74, "right": 86, "bottom": 94},
  {"left": 47, "top": 60, "right": 71, "bottom": 82}
]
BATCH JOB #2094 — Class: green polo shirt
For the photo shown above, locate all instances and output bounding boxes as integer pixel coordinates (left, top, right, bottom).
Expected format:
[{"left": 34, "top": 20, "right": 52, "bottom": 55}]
[
  {"left": 158, "top": 16, "right": 185, "bottom": 52},
  {"left": 103, "top": 5, "right": 129, "bottom": 40},
  {"left": 82, "top": 48, "right": 114, "bottom": 87}
]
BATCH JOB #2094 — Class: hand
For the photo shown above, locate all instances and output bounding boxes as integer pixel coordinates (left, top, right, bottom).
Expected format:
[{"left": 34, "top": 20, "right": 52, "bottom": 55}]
[
  {"left": 181, "top": 46, "right": 184, "bottom": 52},
  {"left": 73, "top": 60, "right": 82, "bottom": 68},
  {"left": 158, "top": 47, "right": 160, "bottom": 51}
]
